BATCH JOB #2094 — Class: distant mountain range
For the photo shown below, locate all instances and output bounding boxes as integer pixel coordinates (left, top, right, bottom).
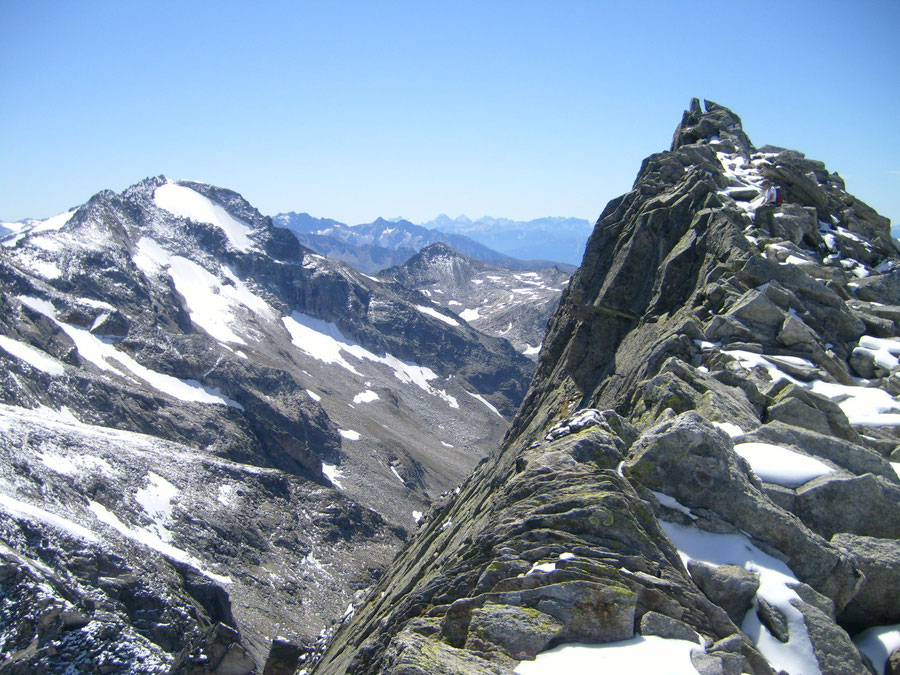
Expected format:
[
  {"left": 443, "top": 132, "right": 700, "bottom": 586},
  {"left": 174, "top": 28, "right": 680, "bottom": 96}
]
[
  {"left": 272, "top": 212, "right": 583, "bottom": 274},
  {"left": 421, "top": 214, "right": 594, "bottom": 266}
]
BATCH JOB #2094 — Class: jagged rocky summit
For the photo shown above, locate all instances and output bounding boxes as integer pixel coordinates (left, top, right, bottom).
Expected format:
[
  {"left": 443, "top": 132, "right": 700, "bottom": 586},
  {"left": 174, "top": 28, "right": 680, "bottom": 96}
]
[
  {"left": 0, "top": 177, "right": 534, "bottom": 671},
  {"left": 311, "top": 100, "right": 900, "bottom": 675}
]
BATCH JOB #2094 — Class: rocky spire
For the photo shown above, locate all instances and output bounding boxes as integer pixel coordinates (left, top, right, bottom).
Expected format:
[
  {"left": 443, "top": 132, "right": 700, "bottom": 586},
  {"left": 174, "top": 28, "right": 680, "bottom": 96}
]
[{"left": 671, "top": 97, "right": 754, "bottom": 153}]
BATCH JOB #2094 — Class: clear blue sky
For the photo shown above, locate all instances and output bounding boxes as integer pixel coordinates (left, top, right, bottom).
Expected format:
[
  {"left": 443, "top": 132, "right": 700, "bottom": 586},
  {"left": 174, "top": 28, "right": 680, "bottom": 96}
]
[{"left": 2, "top": 1, "right": 898, "bottom": 234}]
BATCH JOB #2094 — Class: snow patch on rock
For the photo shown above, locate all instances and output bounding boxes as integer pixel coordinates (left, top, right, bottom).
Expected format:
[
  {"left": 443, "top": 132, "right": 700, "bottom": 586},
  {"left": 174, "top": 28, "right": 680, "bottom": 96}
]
[{"left": 154, "top": 182, "right": 254, "bottom": 252}]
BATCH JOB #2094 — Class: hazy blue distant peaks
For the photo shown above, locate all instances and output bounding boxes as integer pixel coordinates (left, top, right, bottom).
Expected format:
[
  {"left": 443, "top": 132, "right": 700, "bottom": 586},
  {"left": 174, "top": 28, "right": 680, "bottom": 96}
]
[
  {"left": 271, "top": 211, "right": 345, "bottom": 234},
  {"left": 272, "top": 210, "right": 575, "bottom": 272},
  {"left": 420, "top": 214, "right": 594, "bottom": 266},
  {"left": 428, "top": 214, "right": 474, "bottom": 229}
]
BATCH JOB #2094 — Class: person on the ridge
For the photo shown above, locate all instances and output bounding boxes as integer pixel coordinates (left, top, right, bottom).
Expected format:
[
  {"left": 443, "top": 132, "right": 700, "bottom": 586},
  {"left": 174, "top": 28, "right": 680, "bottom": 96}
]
[
  {"left": 751, "top": 179, "right": 778, "bottom": 231},
  {"left": 759, "top": 180, "right": 777, "bottom": 207}
]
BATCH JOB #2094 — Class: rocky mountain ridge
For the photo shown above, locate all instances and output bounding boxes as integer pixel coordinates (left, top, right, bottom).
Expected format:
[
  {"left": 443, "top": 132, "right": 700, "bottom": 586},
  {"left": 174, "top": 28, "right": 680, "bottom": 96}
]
[
  {"left": 0, "top": 176, "right": 534, "bottom": 671},
  {"left": 310, "top": 99, "right": 900, "bottom": 675}
]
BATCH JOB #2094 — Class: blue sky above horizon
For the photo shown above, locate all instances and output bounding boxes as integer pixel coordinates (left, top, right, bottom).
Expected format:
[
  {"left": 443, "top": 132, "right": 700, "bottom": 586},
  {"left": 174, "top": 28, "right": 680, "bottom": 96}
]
[{"left": 2, "top": 1, "right": 898, "bottom": 235}]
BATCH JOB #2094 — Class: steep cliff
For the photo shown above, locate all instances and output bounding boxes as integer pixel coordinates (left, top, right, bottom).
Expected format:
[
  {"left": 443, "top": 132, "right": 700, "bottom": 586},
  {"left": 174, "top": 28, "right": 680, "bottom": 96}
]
[{"left": 311, "top": 99, "right": 899, "bottom": 675}]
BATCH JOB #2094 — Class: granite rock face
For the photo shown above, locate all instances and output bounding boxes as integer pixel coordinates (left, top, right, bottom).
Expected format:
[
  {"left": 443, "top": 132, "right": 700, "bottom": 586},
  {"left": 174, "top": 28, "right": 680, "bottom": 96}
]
[{"left": 311, "top": 100, "right": 898, "bottom": 675}]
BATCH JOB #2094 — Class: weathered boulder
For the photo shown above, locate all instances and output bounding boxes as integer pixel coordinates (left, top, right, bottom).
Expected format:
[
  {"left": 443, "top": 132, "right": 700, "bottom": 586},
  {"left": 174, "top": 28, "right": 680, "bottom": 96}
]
[
  {"left": 687, "top": 561, "right": 760, "bottom": 625},
  {"left": 381, "top": 629, "right": 513, "bottom": 674},
  {"left": 691, "top": 649, "right": 745, "bottom": 675},
  {"left": 625, "top": 412, "right": 859, "bottom": 609},
  {"left": 778, "top": 313, "right": 819, "bottom": 348},
  {"left": 630, "top": 357, "right": 762, "bottom": 430},
  {"left": 831, "top": 533, "right": 900, "bottom": 630},
  {"left": 464, "top": 603, "right": 564, "bottom": 661},
  {"left": 511, "top": 581, "right": 635, "bottom": 644},
  {"left": 850, "top": 347, "right": 879, "bottom": 378},
  {"left": 765, "top": 383, "right": 862, "bottom": 444},
  {"left": 640, "top": 610, "right": 701, "bottom": 643},
  {"left": 725, "top": 290, "right": 787, "bottom": 333},
  {"left": 790, "top": 593, "right": 868, "bottom": 675},
  {"left": 793, "top": 473, "right": 900, "bottom": 539},
  {"left": 855, "top": 269, "right": 900, "bottom": 305}
]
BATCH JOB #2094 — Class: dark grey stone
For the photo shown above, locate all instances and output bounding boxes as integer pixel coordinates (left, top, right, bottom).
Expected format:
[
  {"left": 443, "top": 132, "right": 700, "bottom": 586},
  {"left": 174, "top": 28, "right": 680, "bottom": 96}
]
[
  {"left": 465, "top": 603, "right": 563, "bottom": 661},
  {"left": 687, "top": 561, "right": 760, "bottom": 625},
  {"left": 794, "top": 473, "right": 900, "bottom": 539},
  {"left": 640, "top": 611, "right": 701, "bottom": 643},
  {"left": 756, "top": 598, "right": 790, "bottom": 643},
  {"left": 791, "top": 596, "right": 868, "bottom": 674},
  {"left": 832, "top": 533, "right": 900, "bottom": 629}
]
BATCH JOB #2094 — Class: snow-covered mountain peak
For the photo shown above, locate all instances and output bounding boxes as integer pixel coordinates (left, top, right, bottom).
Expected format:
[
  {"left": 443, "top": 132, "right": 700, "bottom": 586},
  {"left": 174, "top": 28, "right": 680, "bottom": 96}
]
[
  {"left": 152, "top": 181, "right": 257, "bottom": 253},
  {"left": 0, "top": 174, "right": 536, "bottom": 669}
]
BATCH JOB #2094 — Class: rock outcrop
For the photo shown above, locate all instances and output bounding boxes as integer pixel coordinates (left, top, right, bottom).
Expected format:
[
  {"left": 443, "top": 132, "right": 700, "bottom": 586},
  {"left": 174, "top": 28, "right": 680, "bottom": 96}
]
[{"left": 311, "top": 100, "right": 899, "bottom": 675}]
